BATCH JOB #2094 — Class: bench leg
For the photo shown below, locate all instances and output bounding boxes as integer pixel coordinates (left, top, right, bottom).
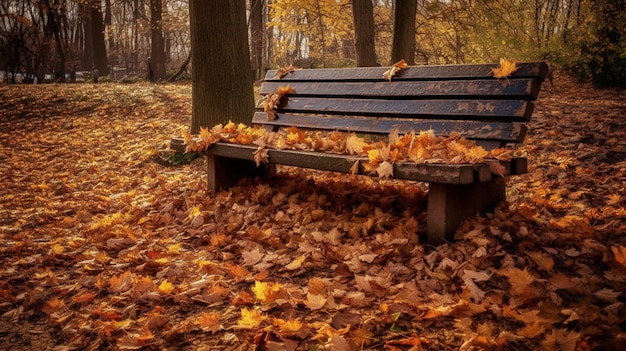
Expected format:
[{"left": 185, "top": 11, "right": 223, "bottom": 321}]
[
  {"left": 206, "top": 154, "right": 273, "bottom": 193},
  {"left": 426, "top": 178, "right": 505, "bottom": 245}
]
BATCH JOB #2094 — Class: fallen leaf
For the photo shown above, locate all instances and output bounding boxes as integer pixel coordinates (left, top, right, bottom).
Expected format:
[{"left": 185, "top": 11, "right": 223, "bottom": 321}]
[
  {"left": 383, "top": 59, "right": 408, "bottom": 81},
  {"left": 273, "top": 65, "right": 300, "bottom": 79},
  {"left": 237, "top": 307, "right": 267, "bottom": 329},
  {"left": 491, "top": 58, "right": 519, "bottom": 79},
  {"left": 196, "top": 312, "right": 221, "bottom": 333}
]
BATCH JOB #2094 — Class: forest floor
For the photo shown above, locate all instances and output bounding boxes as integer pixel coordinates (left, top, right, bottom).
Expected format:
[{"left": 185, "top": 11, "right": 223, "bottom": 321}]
[{"left": 0, "top": 74, "right": 625, "bottom": 351}]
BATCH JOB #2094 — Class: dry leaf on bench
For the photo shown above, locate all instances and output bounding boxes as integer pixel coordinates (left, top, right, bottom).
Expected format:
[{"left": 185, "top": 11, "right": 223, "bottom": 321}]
[
  {"left": 263, "top": 86, "right": 295, "bottom": 121},
  {"left": 491, "top": 58, "right": 519, "bottom": 80},
  {"left": 383, "top": 59, "right": 408, "bottom": 81},
  {"left": 273, "top": 65, "right": 300, "bottom": 79}
]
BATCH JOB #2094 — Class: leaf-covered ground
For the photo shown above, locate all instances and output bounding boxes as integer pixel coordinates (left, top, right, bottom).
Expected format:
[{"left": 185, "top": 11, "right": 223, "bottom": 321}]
[{"left": 0, "top": 76, "right": 624, "bottom": 351}]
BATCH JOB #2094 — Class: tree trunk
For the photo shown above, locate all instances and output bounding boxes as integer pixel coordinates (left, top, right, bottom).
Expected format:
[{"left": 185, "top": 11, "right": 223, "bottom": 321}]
[
  {"left": 44, "top": 0, "right": 66, "bottom": 82},
  {"left": 150, "top": 0, "right": 166, "bottom": 81},
  {"left": 391, "top": 0, "right": 417, "bottom": 65},
  {"left": 80, "top": 1, "right": 94, "bottom": 71},
  {"left": 189, "top": 0, "right": 255, "bottom": 133},
  {"left": 314, "top": 0, "right": 326, "bottom": 67},
  {"left": 91, "top": 0, "right": 109, "bottom": 75},
  {"left": 250, "top": 0, "right": 264, "bottom": 81},
  {"left": 352, "top": 0, "right": 377, "bottom": 66}
]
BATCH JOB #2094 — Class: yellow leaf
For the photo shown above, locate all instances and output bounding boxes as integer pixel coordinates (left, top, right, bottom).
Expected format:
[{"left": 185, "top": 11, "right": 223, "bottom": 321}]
[
  {"left": 274, "top": 318, "right": 305, "bottom": 333},
  {"left": 237, "top": 307, "right": 267, "bottom": 329},
  {"left": 52, "top": 243, "right": 65, "bottom": 255},
  {"left": 285, "top": 254, "right": 307, "bottom": 270},
  {"left": 110, "top": 319, "right": 134, "bottom": 331},
  {"left": 187, "top": 206, "right": 202, "bottom": 220},
  {"left": 251, "top": 280, "right": 283, "bottom": 303},
  {"left": 491, "top": 58, "right": 519, "bottom": 79},
  {"left": 158, "top": 279, "right": 175, "bottom": 295},
  {"left": 367, "top": 149, "right": 381, "bottom": 165},
  {"left": 167, "top": 242, "right": 184, "bottom": 254}
]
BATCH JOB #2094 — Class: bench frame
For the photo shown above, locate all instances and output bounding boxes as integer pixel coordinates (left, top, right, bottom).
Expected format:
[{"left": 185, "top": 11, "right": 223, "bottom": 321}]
[{"left": 173, "top": 62, "right": 548, "bottom": 245}]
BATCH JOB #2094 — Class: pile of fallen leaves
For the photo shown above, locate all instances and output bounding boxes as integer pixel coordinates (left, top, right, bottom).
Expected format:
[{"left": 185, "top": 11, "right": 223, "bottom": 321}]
[
  {"left": 184, "top": 123, "right": 511, "bottom": 178},
  {"left": 0, "top": 76, "right": 625, "bottom": 351}
]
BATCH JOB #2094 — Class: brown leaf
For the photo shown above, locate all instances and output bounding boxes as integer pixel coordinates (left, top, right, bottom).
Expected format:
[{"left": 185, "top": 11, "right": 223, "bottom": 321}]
[
  {"left": 383, "top": 59, "right": 408, "bottom": 81},
  {"left": 273, "top": 65, "right": 300, "bottom": 79}
]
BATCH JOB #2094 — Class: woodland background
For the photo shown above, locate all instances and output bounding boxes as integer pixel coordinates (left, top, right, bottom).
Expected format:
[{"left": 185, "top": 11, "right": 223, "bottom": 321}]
[{"left": 1, "top": 0, "right": 625, "bottom": 87}]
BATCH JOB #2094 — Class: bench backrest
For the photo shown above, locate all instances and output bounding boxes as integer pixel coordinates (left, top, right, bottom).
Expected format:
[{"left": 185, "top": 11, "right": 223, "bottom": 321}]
[{"left": 254, "top": 62, "right": 548, "bottom": 150}]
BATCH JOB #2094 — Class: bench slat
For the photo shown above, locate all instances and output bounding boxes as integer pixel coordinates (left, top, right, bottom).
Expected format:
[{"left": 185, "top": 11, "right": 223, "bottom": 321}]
[
  {"left": 203, "top": 143, "right": 522, "bottom": 184},
  {"left": 252, "top": 112, "right": 527, "bottom": 144},
  {"left": 260, "top": 78, "right": 542, "bottom": 100},
  {"left": 265, "top": 62, "right": 549, "bottom": 82},
  {"left": 274, "top": 97, "right": 533, "bottom": 121}
]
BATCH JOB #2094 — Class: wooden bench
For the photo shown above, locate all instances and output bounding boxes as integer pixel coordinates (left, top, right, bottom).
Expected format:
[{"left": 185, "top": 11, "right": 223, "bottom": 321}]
[{"left": 172, "top": 62, "right": 548, "bottom": 244}]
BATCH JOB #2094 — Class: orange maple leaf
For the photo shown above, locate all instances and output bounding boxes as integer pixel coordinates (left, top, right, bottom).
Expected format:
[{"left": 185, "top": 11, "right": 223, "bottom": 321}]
[
  {"left": 263, "top": 85, "right": 295, "bottom": 121},
  {"left": 196, "top": 312, "right": 221, "bottom": 333},
  {"left": 273, "top": 65, "right": 300, "bottom": 79},
  {"left": 383, "top": 59, "right": 408, "bottom": 81},
  {"left": 491, "top": 58, "right": 519, "bottom": 80},
  {"left": 273, "top": 318, "right": 305, "bottom": 334},
  {"left": 42, "top": 297, "right": 65, "bottom": 315},
  {"left": 109, "top": 270, "right": 133, "bottom": 292}
]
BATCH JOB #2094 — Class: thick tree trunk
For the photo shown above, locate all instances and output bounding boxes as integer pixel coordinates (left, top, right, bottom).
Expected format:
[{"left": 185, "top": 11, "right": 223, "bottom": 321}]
[
  {"left": 150, "top": 0, "right": 166, "bottom": 81},
  {"left": 189, "top": 0, "right": 255, "bottom": 133},
  {"left": 250, "top": 0, "right": 264, "bottom": 81},
  {"left": 391, "top": 0, "right": 417, "bottom": 65},
  {"left": 91, "top": 0, "right": 109, "bottom": 75},
  {"left": 352, "top": 0, "right": 378, "bottom": 66},
  {"left": 80, "top": 2, "right": 94, "bottom": 71}
]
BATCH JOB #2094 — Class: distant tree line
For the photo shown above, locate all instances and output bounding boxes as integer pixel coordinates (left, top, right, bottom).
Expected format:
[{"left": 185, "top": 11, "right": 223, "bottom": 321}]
[{"left": 1, "top": 0, "right": 623, "bottom": 87}]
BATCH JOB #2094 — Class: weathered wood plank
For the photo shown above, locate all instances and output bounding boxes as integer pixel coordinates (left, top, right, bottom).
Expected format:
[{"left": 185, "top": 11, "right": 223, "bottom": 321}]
[
  {"left": 265, "top": 62, "right": 549, "bottom": 82},
  {"left": 200, "top": 143, "right": 519, "bottom": 184},
  {"left": 260, "top": 78, "right": 542, "bottom": 100},
  {"left": 252, "top": 112, "right": 528, "bottom": 145},
  {"left": 275, "top": 97, "right": 533, "bottom": 121}
]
